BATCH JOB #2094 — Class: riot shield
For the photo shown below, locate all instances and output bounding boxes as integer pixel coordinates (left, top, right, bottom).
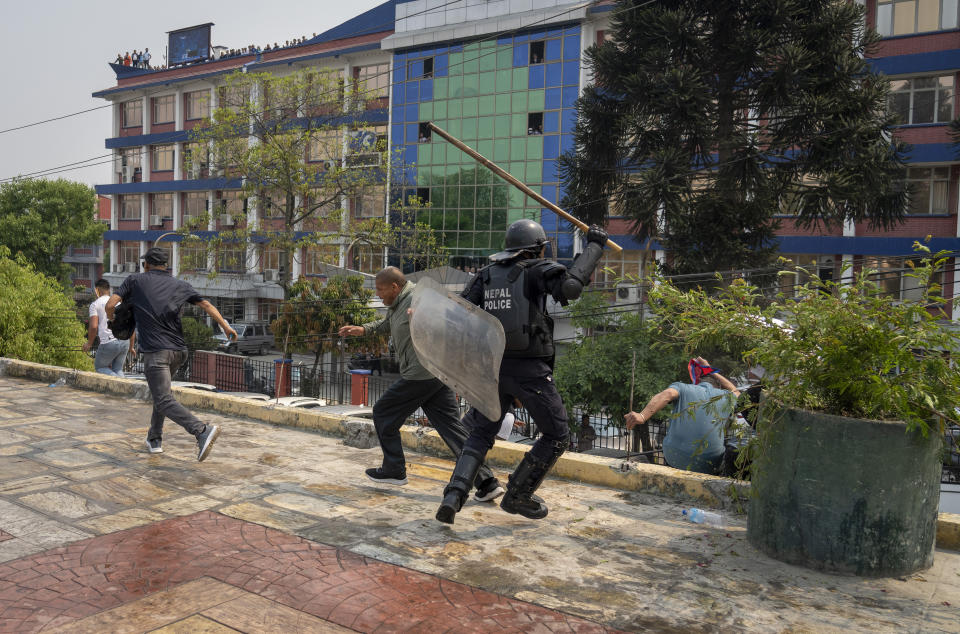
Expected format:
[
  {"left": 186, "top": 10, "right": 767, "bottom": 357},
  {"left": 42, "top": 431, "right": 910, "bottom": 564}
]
[{"left": 409, "top": 277, "right": 505, "bottom": 422}]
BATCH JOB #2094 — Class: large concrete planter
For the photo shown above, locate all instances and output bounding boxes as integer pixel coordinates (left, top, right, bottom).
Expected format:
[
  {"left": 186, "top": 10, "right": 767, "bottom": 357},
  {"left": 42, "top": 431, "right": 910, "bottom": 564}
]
[{"left": 748, "top": 408, "right": 942, "bottom": 576}]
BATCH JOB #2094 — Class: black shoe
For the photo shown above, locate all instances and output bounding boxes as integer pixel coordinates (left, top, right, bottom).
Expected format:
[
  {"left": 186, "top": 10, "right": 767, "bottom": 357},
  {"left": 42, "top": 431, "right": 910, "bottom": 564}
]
[
  {"left": 474, "top": 478, "right": 505, "bottom": 502},
  {"left": 500, "top": 491, "right": 549, "bottom": 519},
  {"left": 365, "top": 467, "right": 407, "bottom": 486},
  {"left": 196, "top": 425, "right": 220, "bottom": 462},
  {"left": 144, "top": 438, "right": 163, "bottom": 454},
  {"left": 435, "top": 492, "right": 460, "bottom": 524}
]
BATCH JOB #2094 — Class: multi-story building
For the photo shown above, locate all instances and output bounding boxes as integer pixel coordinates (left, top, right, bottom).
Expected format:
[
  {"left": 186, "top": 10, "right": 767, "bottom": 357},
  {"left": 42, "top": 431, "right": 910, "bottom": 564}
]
[
  {"left": 64, "top": 195, "right": 110, "bottom": 291},
  {"left": 383, "top": 1, "right": 635, "bottom": 275},
  {"left": 774, "top": 0, "right": 960, "bottom": 318},
  {"left": 93, "top": 4, "right": 397, "bottom": 323}
]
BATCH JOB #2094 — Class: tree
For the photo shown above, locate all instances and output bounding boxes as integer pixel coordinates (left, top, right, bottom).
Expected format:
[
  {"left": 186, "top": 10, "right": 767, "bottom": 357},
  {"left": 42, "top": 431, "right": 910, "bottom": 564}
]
[
  {"left": 185, "top": 68, "right": 394, "bottom": 295},
  {"left": 0, "top": 246, "right": 93, "bottom": 371},
  {"left": 181, "top": 316, "right": 218, "bottom": 351},
  {"left": 560, "top": 0, "right": 908, "bottom": 275},
  {"left": 0, "top": 179, "right": 104, "bottom": 285},
  {"left": 270, "top": 275, "right": 383, "bottom": 375}
]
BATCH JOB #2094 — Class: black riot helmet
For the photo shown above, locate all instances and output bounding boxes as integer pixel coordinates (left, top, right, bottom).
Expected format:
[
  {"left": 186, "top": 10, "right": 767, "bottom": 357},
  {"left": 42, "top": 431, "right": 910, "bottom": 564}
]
[{"left": 489, "top": 219, "right": 548, "bottom": 262}]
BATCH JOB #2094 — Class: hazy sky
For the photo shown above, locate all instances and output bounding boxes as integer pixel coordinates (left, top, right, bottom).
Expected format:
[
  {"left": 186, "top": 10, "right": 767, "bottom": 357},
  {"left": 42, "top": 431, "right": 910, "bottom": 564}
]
[{"left": 0, "top": 0, "right": 387, "bottom": 189}]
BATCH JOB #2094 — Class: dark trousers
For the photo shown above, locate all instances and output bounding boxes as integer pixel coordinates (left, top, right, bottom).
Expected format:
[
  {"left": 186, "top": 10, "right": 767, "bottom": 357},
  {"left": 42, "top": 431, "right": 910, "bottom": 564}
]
[
  {"left": 373, "top": 377, "right": 496, "bottom": 485},
  {"left": 463, "top": 364, "right": 569, "bottom": 464},
  {"left": 144, "top": 350, "right": 205, "bottom": 441}
]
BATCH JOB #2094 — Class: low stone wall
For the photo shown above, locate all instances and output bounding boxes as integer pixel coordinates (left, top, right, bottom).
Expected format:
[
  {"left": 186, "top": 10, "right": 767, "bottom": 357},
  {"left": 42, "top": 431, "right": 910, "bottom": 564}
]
[{"left": 2, "top": 357, "right": 957, "bottom": 551}]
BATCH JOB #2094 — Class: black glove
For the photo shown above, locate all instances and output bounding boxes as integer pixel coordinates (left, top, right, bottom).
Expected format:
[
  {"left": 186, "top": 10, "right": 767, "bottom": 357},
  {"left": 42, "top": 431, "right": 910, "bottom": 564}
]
[{"left": 586, "top": 225, "right": 608, "bottom": 247}]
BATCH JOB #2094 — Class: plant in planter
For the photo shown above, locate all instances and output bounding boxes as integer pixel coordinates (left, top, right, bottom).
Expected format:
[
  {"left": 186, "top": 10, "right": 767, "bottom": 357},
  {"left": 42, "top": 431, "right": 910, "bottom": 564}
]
[{"left": 649, "top": 243, "right": 959, "bottom": 576}]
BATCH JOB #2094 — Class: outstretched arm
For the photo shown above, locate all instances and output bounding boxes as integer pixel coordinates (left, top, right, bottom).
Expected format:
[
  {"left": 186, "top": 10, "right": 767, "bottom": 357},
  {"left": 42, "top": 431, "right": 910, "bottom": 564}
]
[
  {"left": 625, "top": 387, "right": 679, "bottom": 430},
  {"left": 196, "top": 300, "right": 238, "bottom": 340},
  {"left": 105, "top": 294, "right": 122, "bottom": 321}
]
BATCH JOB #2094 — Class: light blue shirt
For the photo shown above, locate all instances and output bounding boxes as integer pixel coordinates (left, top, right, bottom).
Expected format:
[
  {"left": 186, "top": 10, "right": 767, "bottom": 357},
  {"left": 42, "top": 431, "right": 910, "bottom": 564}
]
[{"left": 663, "top": 382, "right": 735, "bottom": 474}]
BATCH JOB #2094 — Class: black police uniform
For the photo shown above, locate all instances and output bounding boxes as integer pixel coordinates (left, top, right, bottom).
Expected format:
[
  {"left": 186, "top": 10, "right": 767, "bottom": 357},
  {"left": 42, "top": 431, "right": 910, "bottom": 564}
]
[{"left": 436, "top": 221, "right": 608, "bottom": 523}]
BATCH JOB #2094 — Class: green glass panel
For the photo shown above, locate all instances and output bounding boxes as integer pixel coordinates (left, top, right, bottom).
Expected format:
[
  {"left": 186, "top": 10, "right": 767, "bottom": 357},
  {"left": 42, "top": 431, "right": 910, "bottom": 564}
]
[
  {"left": 493, "top": 208, "right": 508, "bottom": 227},
  {"left": 446, "top": 186, "right": 459, "bottom": 207},
  {"left": 494, "top": 117, "right": 510, "bottom": 138},
  {"left": 479, "top": 50, "right": 496, "bottom": 72},
  {"left": 478, "top": 116, "right": 494, "bottom": 139},
  {"left": 449, "top": 52, "right": 463, "bottom": 73},
  {"left": 430, "top": 214, "right": 444, "bottom": 231},
  {"left": 528, "top": 89, "right": 545, "bottom": 112},
  {"left": 434, "top": 78, "right": 448, "bottom": 99},
  {"left": 476, "top": 140, "right": 494, "bottom": 160},
  {"left": 480, "top": 39, "right": 496, "bottom": 50},
  {"left": 462, "top": 56, "right": 479, "bottom": 75},
  {"left": 507, "top": 208, "right": 524, "bottom": 223},
  {"left": 448, "top": 99, "right": 462, "bottom": 118},
  {"left": 448, "top": 119, "right": 462, "bottom": 138},
  {"left": 432, "top": 187, "right": 444, "bottom": 207},
  {"left": 462, "top": 74, "right": 479, "bottom": 97},
  {"left": 526, "top": 161, "right": 541, "bottom": 182},
  {"left": 419, "top": 102, "right": 434, "bottom": 120},
  {"left": 449, "top": 75, "right": 463, "bottom": 98},
  {"left": 476, "top": 167, "right": 493, "bottom": 184},
  {"left": 476, "top": 186, "right": 491, "bottom": 208},
  {"left": 493, "top": 139, "right": 510, "bottom": 162},
  {"left": 459, "top": 187, "right": 475, "bottom": 208},
  {"left": 496, "top": 48, "right": 513, "bottom": 69},
  {"left": 478, "top": 71, "right": 496, "bottom": 94},
  {"left": 433, "top": 101, "right": 448, "bottom": 118},
  {"left": 510, "top": 138, "right": 527, "bottom": 161},
  {"left": 495, "top": 93, "right": 511, "bottom": 115},
  {"left": 526, "top": 137, "right": 542, "bottom": 160},
  {"left": 444, "top": 162, "right": 459, "bottom": 177},
  {"left": 475, "top": 207, "right": 491, "bottom": 228},
  {"left": 464, "top": 42, "right": 480, "bottom": 54},
  {"left": 461, "top": 118, "right": 478, "bottom": 141},
  {"left": 511, "top": 92, "right": 528, "bottom": 113},
  {"left": 460, "top": 168, "right": 476, "bottom": 185},
  {"left": 509, "top": 185, "right": 525, "bottom": 207},
  {"left": 458, "top": 210, "right": 474, "bottom": 230},
  {"left": 492, "top": 185, "right": 510, "bottom": 208},
  {"left": 478, "top": 95, "right": 495, "bottom": 114},
  {"left": 495, "top": 69, "right": 512, "bottom": 92},
  {"left": 512, "top": 68, "right": 527, "bottom": 91},
  {"left": 511, "top": 114, "right": 527, "bottom": 137},
  {"left": 463, "top": 97, "right": 479, "bottom": 117},
  {"left": 415, "top": 143, "right": 429, "bottom": 164}
]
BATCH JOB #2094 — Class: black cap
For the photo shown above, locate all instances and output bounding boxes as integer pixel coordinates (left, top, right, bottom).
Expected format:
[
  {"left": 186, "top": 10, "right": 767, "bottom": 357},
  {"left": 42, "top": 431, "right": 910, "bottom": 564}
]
[{"left": 141, "top": 247, "right": 169, "bottom": 266}]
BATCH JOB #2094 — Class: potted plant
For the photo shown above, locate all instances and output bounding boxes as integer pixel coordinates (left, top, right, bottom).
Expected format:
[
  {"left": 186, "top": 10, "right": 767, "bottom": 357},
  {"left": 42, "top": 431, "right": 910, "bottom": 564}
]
[{"left": 649, "top": 243, "right": 958, "bottom": 576}]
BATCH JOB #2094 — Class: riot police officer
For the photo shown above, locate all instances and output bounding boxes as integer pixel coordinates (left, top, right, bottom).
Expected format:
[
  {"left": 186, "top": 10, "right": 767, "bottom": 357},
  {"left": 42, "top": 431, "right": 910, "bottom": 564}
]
[{"left": 436, "top": 218, "right": 608, "bottom": 523}]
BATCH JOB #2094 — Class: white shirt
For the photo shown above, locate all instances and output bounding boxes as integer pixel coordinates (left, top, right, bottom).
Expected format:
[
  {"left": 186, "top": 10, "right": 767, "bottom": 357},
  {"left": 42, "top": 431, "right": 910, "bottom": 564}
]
[{"left": 89, "top": 295, "right": 117, "bottom": 344}]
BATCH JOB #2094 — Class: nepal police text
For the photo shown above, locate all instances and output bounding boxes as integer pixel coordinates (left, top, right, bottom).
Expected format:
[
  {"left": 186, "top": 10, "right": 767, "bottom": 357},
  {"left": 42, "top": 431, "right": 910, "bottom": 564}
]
[{"left": 483, "top": 287, "right": 512, "bottom": 310}]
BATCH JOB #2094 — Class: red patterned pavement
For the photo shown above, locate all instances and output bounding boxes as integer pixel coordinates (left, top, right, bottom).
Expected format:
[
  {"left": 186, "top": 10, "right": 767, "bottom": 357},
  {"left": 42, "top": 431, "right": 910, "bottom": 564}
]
[
  {"left": 0, "top": 511, "right": 613, "bottom": 633},
  {"left": 0, "top": 532, "right": 12, "bottom": 545}
]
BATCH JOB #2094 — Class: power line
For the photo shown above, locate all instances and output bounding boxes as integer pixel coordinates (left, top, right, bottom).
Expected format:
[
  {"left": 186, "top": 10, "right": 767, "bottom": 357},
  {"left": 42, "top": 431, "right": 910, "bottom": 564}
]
[{"left": 0, "top": 104, "right": 113, "bottom": 136}]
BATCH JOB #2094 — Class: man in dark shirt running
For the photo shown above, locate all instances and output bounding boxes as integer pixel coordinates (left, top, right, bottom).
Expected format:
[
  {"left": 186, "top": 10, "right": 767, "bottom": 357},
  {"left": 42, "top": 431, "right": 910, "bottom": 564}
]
[{"left": 106, "top": 248, "right": 237, "bottom": 461}]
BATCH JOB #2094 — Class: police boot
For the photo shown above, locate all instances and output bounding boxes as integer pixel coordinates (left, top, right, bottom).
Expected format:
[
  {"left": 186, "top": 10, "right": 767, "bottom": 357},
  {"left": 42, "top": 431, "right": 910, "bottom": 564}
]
[
  {"left": 500, "top": 441, "right": 565, "bottom": 520},
  {"left": 436, "top": 447, "right": 485, "bottom": 524}
]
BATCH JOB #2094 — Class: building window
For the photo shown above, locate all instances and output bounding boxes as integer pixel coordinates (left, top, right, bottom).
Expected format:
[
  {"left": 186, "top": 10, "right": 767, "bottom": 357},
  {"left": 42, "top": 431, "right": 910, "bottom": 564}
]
[
  {"left": 152, "top": 193, "right": 173, "bottom": 219},
  {"left": 213, "top": 297, "right": 246, "bottom": 323},
  {"left": 528, "top": 112, "right": 543, "bottom": 135},
  {"left": 352, "top": 189, "right": 385, "bottom": 218},
  {"left": 906, "top": 166, "right": 950, "bottom": 214},
  {"left": 180, "top": 243, "right": 207, "bottom": 271},
  {"left": 304, "top": 244, "right": 339, "bottom": 275},
  {"left": 71, "top": 263, "right": 91, "bottom": 281},
  {"left": 530, "top": 41, "right": 545, "bottom": 64},
  {"left": 185, "top": 90, "right": 209, "bottom": 120},
  {"left": 876, "top": 0, "right": 959, "bottom": 36},
  {"left": 258, "top": 299, "right": 282, "bottom": 323},
  {"left": 889, "top": 75, "right": 954, "bottom": 124},
  {"left": 593, "top": 249, "right": 651, "bottom": 290},
  {"left": 122, "top": 100, "right": 142, "bottom": 128},
  {"left": 119, "top": 195, "right": 140, "bottom": 220},
  {"left": 307, "top": 131, "right": 340, "bottom": 163},
  {"left": 152, "top": 144, "right": 174, "bottom": 171},
  {"left": 152, "top": 95, "right": 175, "bottom": 124},
  {"left": 354, "top": 64, "right": 389, "bottom": 107},
  {"left": 409, "top": 57, "right": 433, "bottom": 79},
  {"left": 261, "top": 247, "right": 283, "bottom": 272},
  {"left": 219, "top": 85, "right": 248, "bottom": 113},
  {"left": 863, "top": 255, "right": 942, "bottom": 300},
  {"left": 119, "top": 241, "right": 140, "bottom": 268},
  {"left": 183, "top": 192, "right": 208, "bottom": 221},
  {"left": 219, "top": 190, "right": 244, "bottom": 216},
  {"left": 217, "top": 245, "right": 245, "bottom": 273},
  {"left": 418, "top": 122, "right": 432, "bottom": 143},
  {"left": 777, "top": 254, "right": 834, "bottom": 296}
]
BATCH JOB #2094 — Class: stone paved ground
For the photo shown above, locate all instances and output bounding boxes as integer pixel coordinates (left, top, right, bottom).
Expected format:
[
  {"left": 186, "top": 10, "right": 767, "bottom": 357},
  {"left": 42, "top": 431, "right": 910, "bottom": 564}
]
[{"left": 0, "top": 375, "right": 958, "bottom": 633}]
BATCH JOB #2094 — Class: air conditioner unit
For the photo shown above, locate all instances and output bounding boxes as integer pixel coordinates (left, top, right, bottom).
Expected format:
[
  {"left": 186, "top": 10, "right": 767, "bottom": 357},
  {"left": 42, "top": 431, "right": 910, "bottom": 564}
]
[
  {"left": 149, "top": 214, "right": 161, "bottom": 226},
  {"left": 263, "top": 268, "right": 279, "bottom": 282},
  {"left": 614, "top": 282, "right": 639, "bottom": 305},
  {"left": 113, "top": 263, "right": 122, "bottom": 272},
  {"left": 123, "top": 165, "right": 134, "bottom": 183},
  {"left": 125, "top": 262, "right": 138, "bottom": 272},
  {"left": 220, "top": 213, "right": 234, "bottom": 226}
]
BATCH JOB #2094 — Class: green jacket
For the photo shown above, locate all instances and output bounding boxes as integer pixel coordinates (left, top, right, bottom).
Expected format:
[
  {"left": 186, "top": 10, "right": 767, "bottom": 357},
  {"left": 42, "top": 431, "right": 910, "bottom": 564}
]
[{"left": 362, "top": 281, "right": 434, "bottom": 381}]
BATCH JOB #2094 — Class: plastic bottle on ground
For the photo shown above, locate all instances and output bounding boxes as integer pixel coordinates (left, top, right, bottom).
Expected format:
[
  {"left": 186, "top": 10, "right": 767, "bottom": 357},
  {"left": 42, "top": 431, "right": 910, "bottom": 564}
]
[
  {"left": 48, "top": 377, "right": 67, "bottom": 387},
  {"left": 682, "top": 508, "right": 725, "bottom": 528}
]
